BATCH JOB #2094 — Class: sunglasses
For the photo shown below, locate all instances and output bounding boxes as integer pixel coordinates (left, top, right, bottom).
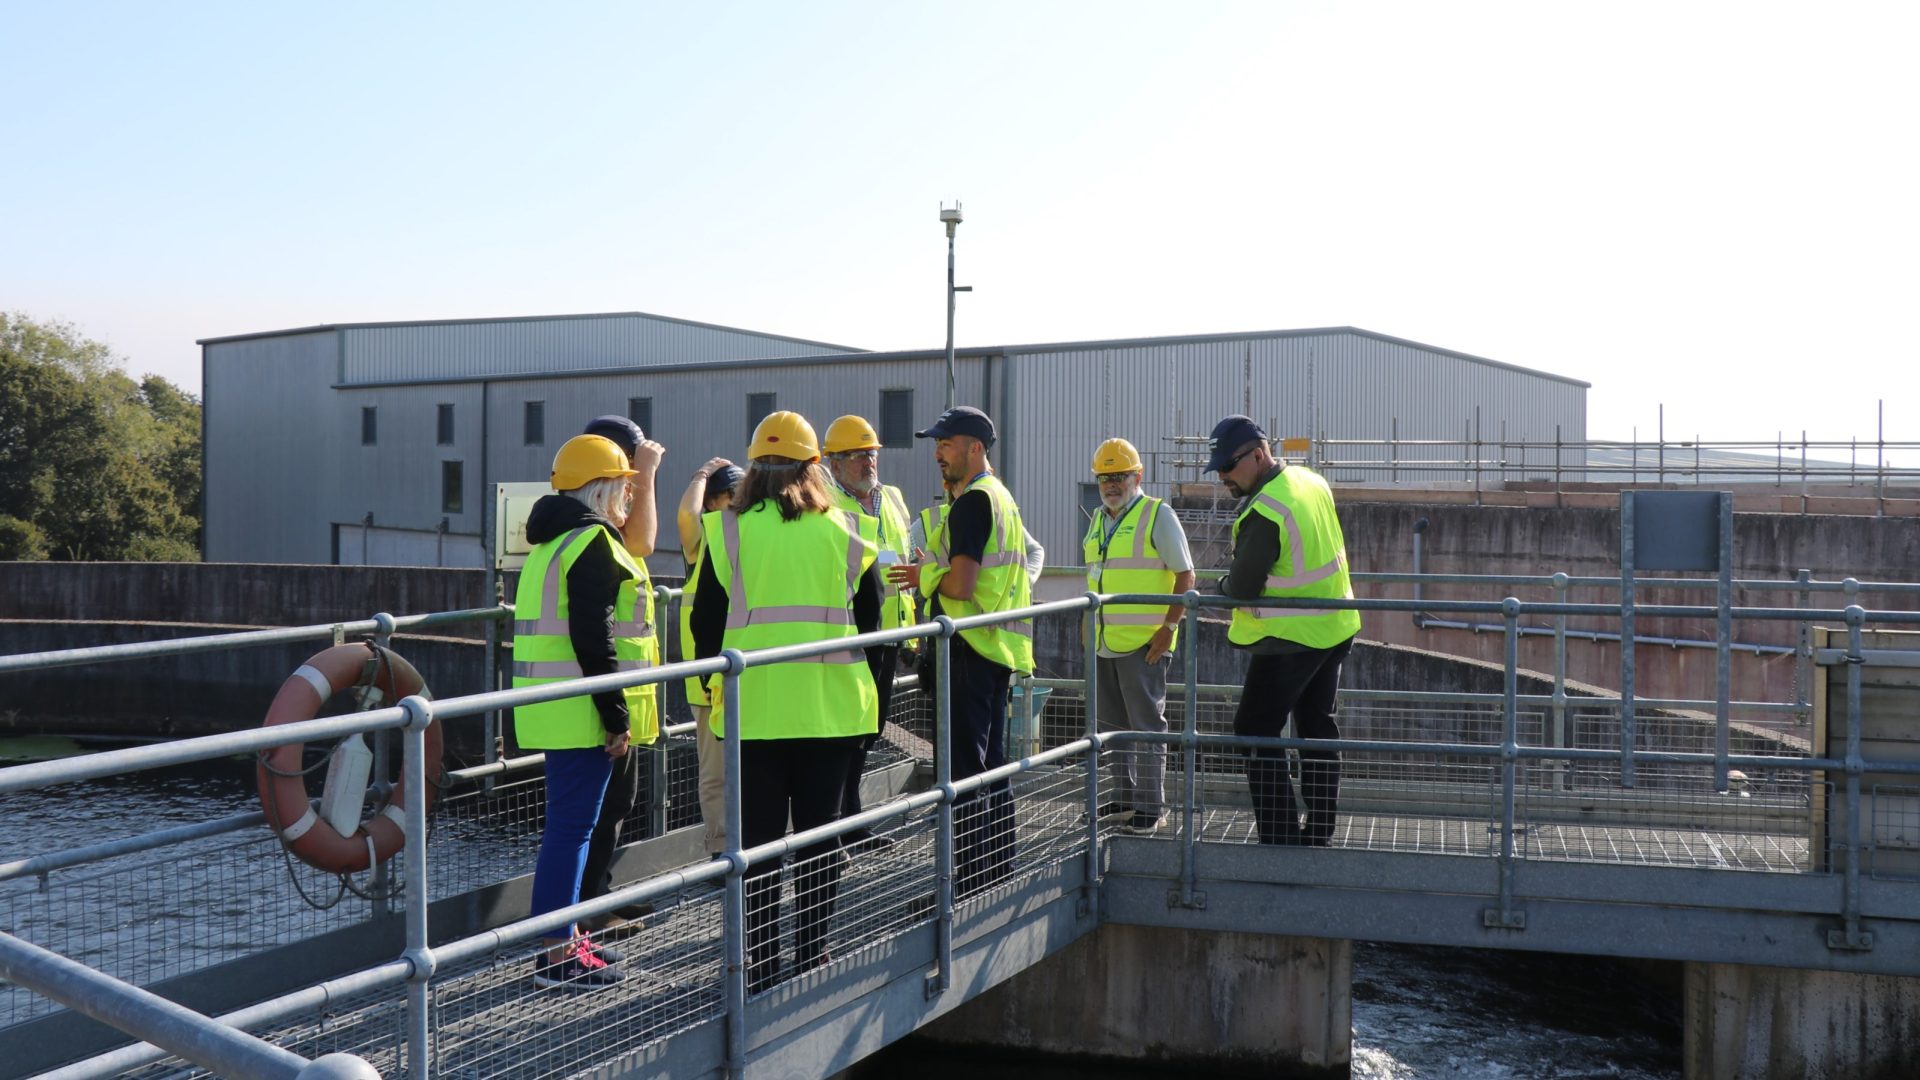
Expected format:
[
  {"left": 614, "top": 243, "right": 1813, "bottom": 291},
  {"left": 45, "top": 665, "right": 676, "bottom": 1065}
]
[
  {"left": 1095, "top": 472, "right": 1133, "bottom": 485},
  {"left": 1220, "top": 444, "right": 1260, "bottom": 472}
]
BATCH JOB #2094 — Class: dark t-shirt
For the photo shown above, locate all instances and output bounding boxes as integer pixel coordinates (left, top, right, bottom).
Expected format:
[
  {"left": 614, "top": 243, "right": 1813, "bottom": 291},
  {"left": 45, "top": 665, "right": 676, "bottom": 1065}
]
[{"left": 930, "top": 488, "right": 992, "bottom": 621}]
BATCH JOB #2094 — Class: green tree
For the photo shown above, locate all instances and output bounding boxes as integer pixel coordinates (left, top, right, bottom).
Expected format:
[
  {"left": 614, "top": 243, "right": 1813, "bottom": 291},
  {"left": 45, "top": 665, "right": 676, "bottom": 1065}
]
[{"left": 0, "top": 313, "right": 202, "bottom": 561}]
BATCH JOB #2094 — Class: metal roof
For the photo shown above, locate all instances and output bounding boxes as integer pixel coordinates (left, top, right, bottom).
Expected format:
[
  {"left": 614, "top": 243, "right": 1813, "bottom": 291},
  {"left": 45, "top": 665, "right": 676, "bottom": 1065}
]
[
  {"left": 283, "top": 320, "right": 1586, "bottom": 390},
  {"left": 195, "top": 309, "right": 865, "bottom": 353}
]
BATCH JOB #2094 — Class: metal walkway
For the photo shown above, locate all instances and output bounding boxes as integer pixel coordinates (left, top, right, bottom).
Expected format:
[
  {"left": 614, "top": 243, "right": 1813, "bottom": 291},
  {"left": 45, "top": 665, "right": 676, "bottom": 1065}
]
[{"left": 3, "top": 578, "right": 1919, "bottom": 1079}]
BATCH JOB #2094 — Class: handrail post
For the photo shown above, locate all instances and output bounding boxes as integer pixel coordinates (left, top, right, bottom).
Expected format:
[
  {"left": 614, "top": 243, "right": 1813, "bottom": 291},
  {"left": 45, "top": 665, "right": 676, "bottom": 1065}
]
[
  {"left": 1486, "top": 598, "right": 1525, "bottom": 930},
  {"left": 648, "top": 585, "right": 674, "bottom": 840},
  {"left": 1794, "top": 569, "right": 1814, "bottom": 731},
  {"left": 719, "top": 648, "right": 748, "bottom": 1079},
  {"left": 1619, "top": 497, "right": 1638, "bottom": 789},
  {"left": 1082, "top": 592, "right": 1104, "bottom": 904},
  {"left": 1550, "top": 573, "right": 1568, "bottom": 792},
  {"left": 931, "top": 616, "right": 957, "bottom": 997},
  {"left": 482, "top": 592, "right": 504, "bottom": 796},
  {"left": 1177, "top": 591, "right": 1203, "bottom": 908},
  {"left": 1713, "top": 494, "right": 1734, "bottom": 792},
  {"left": 399, "top": 693, "right": 436, "bottom": 1080},
  {"left": 370, "top": 612, "right": 398, "bottom": 916},
  {"left": 1830, "top": 607, "right": 1873, "bottom": 952}
]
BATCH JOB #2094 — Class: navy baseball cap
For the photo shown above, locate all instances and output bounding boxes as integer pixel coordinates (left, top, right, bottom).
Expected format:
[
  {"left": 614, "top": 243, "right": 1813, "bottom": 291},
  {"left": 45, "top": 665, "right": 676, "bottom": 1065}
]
[
  {"left": 709, "top": 464, "right": 745, "bottom": 494},
  {"left": 1205, "top": 415, "right": 1269, "bottom": 473},
  {"left": 582, "top": 415, "right": 645, "bottom": 459},
  {"left": 915, "top": 406, "right": 996, "bottom": 448}
]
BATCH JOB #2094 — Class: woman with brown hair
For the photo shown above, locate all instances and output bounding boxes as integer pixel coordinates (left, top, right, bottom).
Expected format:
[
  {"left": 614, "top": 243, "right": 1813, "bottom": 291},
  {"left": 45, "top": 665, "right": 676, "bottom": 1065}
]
[{"left": 690, "top": 411, "right": 883, "bottom": 992}]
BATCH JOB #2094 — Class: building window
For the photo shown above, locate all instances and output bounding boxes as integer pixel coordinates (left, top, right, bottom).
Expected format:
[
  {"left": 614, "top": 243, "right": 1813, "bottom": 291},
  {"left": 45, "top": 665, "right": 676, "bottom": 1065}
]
[
  {"left": 628, "top": 396, "right": 652, "bottom": 436},
  {"left": 747, "top": 392, "right": 776, "bottom": 438},
  {"left": 524, "top": 401, "right": 545, "bottom": 446},
  {"left": 880, "top": 389, "right": 914, "bottom": 448},
  {"left": 436, "top": 404, "right": 455, "bottom": 446},
  {"left": 1079, "top": 482, "right": 1102, "bottom": 522},
  {"left": 361, "top": 406, "right": 377, "bottom": 446},
  {"left": 442, "top": 460, "right": 464, "bottom": 514}
]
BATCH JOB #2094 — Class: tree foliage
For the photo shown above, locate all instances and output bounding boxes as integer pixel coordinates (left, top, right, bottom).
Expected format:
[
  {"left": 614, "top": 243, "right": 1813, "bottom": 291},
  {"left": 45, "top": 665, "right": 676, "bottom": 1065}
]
[{"left": 0, "top": 313, "right": 202, "bottom": 561}]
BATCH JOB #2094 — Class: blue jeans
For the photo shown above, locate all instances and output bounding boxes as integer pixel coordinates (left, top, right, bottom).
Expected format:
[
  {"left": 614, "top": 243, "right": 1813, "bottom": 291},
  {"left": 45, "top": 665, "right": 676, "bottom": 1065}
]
[{"left": 530, "top": 747, "right": 613, "bottom": 939}]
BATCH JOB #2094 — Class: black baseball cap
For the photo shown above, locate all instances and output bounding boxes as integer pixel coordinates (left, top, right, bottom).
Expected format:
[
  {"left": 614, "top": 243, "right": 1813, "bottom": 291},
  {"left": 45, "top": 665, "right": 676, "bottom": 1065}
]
[
  {"left": 583, "top": 415, "right": 645, "bottom": 459},
  {"left": 709, "top": 464, "right": 745, "bottom": 494},
  {"left": 915, "top": 406, "right": 996, "bottom": 448},
  {"left": 1205, "top": 414, "right": 1269, "bottom": 473}
]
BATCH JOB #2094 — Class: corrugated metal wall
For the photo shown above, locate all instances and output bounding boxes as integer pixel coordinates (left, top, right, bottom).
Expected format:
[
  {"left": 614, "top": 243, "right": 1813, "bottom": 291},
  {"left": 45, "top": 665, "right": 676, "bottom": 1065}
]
[
  {"left": 340, "top": 315, "right": 850, "bottom": 384},
  {"left": 1004, "top": 332, "right": 1587, "bottom": 562},
  {"left": 482, "top": 356, "right": 979, "bottom": 558},
  {"left": 206, "top": 319, "right": 1584, "bottom": 571},
  {"left": 203, "top": 330, "right": 343, "bottom": 563}
]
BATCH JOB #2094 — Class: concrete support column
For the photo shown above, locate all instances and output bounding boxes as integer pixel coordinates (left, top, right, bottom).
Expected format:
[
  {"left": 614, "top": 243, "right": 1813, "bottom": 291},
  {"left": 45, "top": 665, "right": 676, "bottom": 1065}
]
[
  {"left": 918, "top": 923, "right": 1350, "bottom": 1075},
  {"left": 1686, "top": 962, "right": 1920, "bottom": 1080}
]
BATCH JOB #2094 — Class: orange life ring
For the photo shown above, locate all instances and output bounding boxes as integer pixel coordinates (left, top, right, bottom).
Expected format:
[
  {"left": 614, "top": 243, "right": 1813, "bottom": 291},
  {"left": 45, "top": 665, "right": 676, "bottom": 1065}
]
[{"left": 256, "top": 643, "right": 442, "bottom": 875}]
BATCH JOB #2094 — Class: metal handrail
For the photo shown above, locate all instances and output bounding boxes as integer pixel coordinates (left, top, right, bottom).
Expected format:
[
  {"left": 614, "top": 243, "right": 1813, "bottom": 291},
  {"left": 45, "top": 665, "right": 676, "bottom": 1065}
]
[
  {"left": 0, "top": 606, "right": 510, "bottom": 675},
  {"left": 7, "top": 586, "right": 1919, "bottom": 1078}
]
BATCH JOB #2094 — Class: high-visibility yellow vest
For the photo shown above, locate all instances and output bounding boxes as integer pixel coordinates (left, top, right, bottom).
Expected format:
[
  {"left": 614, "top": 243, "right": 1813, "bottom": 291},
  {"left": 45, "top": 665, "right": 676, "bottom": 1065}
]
[
  {"left": 1228, "top": 467, "right": 1362, "bottom": 650},
  {"left": 701, "top": 502, "right": 879, "bottom": 739},
  {"left": 832, "top": 483, "right": 914, "bottom": 632},
  {"left": 513, "top": 524, "right": 659, "bottom": 749},
  {"left": 1083, "top": 494, "right": 1178, "bottom": 654},
  {"left": 924, "top": 474, "right": 1034, "bottom": 674},
  {"left": 680, "top": 536, "right": 711, "bottom": 707}
]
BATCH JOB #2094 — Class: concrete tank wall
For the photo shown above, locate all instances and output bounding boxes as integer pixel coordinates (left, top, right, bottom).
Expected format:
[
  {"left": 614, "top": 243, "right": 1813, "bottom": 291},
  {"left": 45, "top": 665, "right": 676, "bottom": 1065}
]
[
  {"left": 1686, "top": 961, "right": 1920, "bottom": 1080},
  {"left": 0, "top": 621, "right": 493, "bottom": 758},
  {"left": 914, "top": 923, "right": 1349, "bottom": 1076},
  {"left": 0, "top": 563, "right": 495, "bottom": 638}
]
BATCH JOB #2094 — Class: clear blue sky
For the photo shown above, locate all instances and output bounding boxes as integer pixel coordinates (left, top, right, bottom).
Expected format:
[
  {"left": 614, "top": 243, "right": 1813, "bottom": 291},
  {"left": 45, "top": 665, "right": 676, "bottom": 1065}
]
[{"left": 4, "top": 2, "right": 1915, "bottom": 448}]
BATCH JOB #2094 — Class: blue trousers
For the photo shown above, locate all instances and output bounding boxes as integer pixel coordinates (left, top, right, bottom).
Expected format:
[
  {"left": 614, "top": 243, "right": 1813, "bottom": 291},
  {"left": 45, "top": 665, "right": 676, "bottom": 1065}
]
[{"left": 531, "top": 747, "right": 613, "bottom": 939}]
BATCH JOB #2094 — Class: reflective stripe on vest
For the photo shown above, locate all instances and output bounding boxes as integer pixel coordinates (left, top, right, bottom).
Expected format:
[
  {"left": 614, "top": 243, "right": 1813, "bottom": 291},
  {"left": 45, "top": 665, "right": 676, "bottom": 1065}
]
[
  {"left": 702, "top": 502, "right": 880, "bottom": 739},
  {"left": 924, "top": 474, "right": 1035, "bottom": 673},
  {"left": 512, "top": 523, "right": 660, "bottom": 747},
  {"left": 1227, "top": 467, "right": 1362, "bottom": 650},
  {"left": 1083, "top": 494, "right": 1178, "bottom": 654}
]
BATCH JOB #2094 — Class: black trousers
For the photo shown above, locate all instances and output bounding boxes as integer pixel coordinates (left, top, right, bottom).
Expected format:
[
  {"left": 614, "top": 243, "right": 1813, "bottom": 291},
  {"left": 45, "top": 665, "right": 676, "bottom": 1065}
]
[
  {"left": 1232, "top": 638, "right": 1352, "bottom": 845},
  {"left": 740, "top": 735, "right": 861, "bottom": 991},
  {"left": 840, "top": 645, "right": 898, "bottom": 836},
  {"left": 926, "top": 637, "right": 1016, "bottom": 896},
  {"left": 579, "top": 742, "right": 642, "bottom": 905}
]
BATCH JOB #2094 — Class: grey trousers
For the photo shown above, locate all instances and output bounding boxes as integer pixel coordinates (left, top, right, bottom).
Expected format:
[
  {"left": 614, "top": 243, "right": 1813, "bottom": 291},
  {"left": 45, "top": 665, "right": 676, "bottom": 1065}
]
[{"left": 1095, "top": 648, "right": 1170, "bottom": 817}]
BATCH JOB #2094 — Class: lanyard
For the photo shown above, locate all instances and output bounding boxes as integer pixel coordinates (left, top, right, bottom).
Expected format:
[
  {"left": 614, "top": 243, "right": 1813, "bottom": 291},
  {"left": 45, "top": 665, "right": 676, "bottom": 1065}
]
[{"left": 1096, "top": 495, "right": 1143, "bottom": 560}]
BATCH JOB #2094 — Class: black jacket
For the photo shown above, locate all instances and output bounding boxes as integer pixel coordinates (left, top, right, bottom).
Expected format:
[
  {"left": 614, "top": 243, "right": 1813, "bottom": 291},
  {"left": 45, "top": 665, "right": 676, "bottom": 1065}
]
[{"left": 523, "top": 494, "right": 631, "bottom": 735}]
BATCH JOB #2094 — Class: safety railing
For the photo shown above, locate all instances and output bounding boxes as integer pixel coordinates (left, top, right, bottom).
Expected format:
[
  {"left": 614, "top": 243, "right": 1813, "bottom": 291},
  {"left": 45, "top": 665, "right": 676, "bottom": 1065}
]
[
  {"left": 5, "top": 584, "right": 1920, "bottom": 1077},
  {"left": 1159, "top": 427, "right": 1920, "bottom": 494}
]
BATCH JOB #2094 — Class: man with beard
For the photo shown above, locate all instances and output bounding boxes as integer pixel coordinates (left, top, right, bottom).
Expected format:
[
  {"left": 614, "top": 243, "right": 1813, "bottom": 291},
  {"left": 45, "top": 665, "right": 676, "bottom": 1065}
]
[
  {"left": 1208, "top": 415, "right": 1360, "bottom": 847},
  {"left": 1082, "top": 437, "right": 1195, "bottom": 835},
  {"left": 887, "top": 406, "right": 1032, "bottom": 896},
  {"left": 821, "top": 415, "right": 913, "bottom": 853}
]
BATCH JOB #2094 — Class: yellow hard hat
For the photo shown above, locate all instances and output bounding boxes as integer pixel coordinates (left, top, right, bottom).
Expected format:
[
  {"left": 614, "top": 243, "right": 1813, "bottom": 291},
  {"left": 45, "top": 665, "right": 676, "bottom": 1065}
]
[
  {"left": 823, "top": 415, "right": 882, "bottom": 455},
  {"left": 552, "top": 434, "right": 638, "bottom": 490},
  {"left": 1091, "top": 437, "right": 1144, "bottom": 474},
  {"left": 748, "top": 411, "right": 821, "bottom": 462}
]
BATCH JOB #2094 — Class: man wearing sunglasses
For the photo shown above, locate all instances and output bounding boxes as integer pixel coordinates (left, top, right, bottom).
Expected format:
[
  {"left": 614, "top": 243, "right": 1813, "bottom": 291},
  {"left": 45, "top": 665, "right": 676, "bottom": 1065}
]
[
  {"left": 1083, "top": 438, "right": 1196, "bottom": 835},
  {"left": 1207, "top": 414, "right": 1361, "bottom": 847}
]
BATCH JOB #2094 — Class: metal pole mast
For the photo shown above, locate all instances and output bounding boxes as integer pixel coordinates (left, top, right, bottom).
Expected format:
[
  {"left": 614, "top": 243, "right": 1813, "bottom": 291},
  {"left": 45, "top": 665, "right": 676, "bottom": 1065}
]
[{"left": 941, "top": 202, "right": 964, "bottom": 411}]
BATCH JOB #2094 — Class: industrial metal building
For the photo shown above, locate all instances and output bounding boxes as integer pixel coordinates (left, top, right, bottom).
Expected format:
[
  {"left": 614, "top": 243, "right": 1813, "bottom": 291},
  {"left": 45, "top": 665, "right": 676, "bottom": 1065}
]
[{"left": 199, "top": 312, "right": 1588, "bottom": 570}]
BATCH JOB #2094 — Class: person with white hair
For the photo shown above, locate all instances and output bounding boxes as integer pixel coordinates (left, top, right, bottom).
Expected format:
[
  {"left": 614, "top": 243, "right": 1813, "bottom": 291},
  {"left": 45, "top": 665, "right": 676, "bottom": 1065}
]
[{"left": 513, "top": 434, "right": 660, "bottom": 991}]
